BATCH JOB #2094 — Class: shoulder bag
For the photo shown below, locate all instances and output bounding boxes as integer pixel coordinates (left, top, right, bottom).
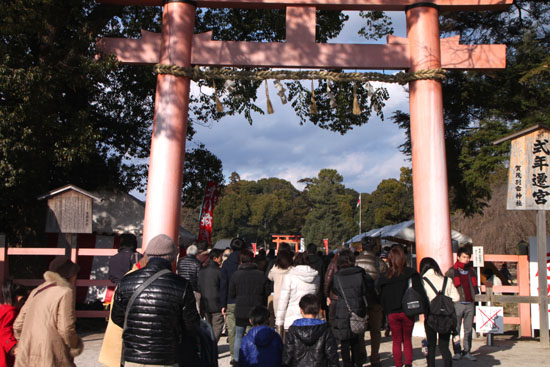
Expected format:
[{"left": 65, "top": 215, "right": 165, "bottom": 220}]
[{"left": 336, "top": 276, "right": 369, "bottom": 334}]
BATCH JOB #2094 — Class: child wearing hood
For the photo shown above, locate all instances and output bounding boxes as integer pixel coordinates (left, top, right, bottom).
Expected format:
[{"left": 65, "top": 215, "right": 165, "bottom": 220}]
[
  {"left": 239, "top": 305, "right": 283, "bottom": 367},
  {"left": 282, "top": 294, "right": 338, "bottom": 367}
]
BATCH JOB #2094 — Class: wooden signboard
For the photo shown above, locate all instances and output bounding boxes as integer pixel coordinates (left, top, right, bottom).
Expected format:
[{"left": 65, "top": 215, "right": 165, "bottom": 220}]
[
  {"left": 45, "top": 189, "right": 93, "bottom": 234},
  {"left": 507, "top": 129, "right": 550, "bottom": 210}
]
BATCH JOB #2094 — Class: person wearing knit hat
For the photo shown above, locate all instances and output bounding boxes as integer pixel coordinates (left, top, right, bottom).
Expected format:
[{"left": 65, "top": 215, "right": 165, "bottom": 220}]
[
  {"left": 145, "top": 234, "right": 177, "bottom": 262},
  {"left": 13, "top": 256, "right": 83, "bottom": 366},
  {"left": 111, "top": 234, "right": 200, "bottom": 366}
]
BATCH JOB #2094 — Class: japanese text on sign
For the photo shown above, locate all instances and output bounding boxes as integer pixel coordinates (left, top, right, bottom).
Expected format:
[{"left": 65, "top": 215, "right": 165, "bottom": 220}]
[{"left": 507, "top": 130, "right": 550, "bottom": 210}]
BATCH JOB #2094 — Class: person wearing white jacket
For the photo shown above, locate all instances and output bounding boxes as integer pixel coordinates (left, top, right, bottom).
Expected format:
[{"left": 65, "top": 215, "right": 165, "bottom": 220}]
[
  {"left": 420, "top": 257, "right": 460, "bottom": 367},
  {"left": 276, "top": 252, "right": 320, "bottom": 332}
]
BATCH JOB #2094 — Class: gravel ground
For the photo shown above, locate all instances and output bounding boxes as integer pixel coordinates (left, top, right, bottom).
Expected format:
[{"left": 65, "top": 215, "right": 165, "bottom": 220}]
[{"left": 75, "top": 325, "right": 550, "bottom": 367}]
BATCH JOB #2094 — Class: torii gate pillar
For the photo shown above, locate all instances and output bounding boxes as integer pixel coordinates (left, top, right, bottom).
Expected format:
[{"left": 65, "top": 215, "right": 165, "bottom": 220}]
[
  {"left": 142, "top": 0, "right": 196, "bottom": 249},
  {"left": 407, "top": 3, "right": 453, "bottom": 271}
]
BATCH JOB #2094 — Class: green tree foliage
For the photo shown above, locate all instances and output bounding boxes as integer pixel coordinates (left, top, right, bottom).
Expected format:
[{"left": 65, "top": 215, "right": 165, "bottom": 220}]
[
  {"left": 213, "top": 177, "right": 307, "bottom": 244},
  {"left": 388, "top": 1, "right": 550, "bottom": 215},
  {"left": 182, "top": 145, "right": 224, "bottom": 208},
  {"left": 1, "top": 1, "right": 374, "bottom": 243},
  {"left": 301, "top": 169, "right": 356, "bottom": 246},
  {"left": 361, "top": 167, "right": 414, "bottom": 229}
]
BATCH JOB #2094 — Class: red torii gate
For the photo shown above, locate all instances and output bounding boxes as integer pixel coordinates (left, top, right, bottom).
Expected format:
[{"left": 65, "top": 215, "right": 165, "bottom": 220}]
[{"left": 98, "top": 0, "right": 510, "bottom": 271}]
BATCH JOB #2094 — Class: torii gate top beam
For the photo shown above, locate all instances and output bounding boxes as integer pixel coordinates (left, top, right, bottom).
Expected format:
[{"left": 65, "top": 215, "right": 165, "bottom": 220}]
[{"left": 99, "top": 0, "right": 512, "bottom": 11}]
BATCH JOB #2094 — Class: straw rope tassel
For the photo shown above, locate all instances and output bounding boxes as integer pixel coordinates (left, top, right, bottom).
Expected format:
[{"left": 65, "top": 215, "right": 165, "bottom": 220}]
[
  {"left": 353, "top": 82, "right": 361, "bottom": 115},
  {"left": 265, "top": 80, "right": 274, "bottom": 114},
  {"left": 310, "top": 80, "right": 318, "bottom": 115},
  {"left": 213, "top": 81, "right": 223, "bottom": 113}
]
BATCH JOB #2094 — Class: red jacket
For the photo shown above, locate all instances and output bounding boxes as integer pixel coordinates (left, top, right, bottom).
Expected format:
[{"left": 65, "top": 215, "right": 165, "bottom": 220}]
[{"left": 0, "top": 304, "right": 17, "bottom": 367}]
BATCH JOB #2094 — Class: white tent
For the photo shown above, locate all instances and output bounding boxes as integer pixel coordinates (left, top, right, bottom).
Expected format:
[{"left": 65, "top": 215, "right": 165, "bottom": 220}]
[{"left": 347, "top": 219, "right": 472, "bottom": 246}]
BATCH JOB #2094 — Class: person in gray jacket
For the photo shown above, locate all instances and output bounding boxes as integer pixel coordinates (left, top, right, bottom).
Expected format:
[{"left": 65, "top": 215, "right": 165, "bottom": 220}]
[{"left": 355, "top": 237, "right": 387, "bottom": 367}]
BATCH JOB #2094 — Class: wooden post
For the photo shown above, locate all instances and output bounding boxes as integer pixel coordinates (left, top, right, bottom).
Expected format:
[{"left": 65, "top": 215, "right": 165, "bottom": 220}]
[
  {"left": 406, "top": 3, "right": 453, "bottom": 272},
  {"left": 537, "top": 210, "right": 550, "bottom": 347},
  {"left": 63, "top": 233, "right": 78, "bottom": 263},
  {"left": 518, "top": 254, "right": 532, "bottom": 338},
  {"left": 141, "top": 0, "right": 196, "bottom": 251}
]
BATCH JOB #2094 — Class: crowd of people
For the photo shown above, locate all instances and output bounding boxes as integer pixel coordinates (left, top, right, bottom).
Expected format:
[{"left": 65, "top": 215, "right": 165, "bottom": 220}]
[{"left": 0, "top": 233, "right": 490, "bottom": 367}]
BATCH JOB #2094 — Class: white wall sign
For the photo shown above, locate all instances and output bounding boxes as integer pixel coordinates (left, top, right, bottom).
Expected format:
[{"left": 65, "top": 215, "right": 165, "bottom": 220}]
[
  {"left": 472, "top": 246, "right": 484, "bottom": 268},
  {"left": 528, "top": 237, "right": 550, "bottom": 331},
  {"left": 507, "top": 129, "right": 550, "bottom": 210},
  {"left": 476, "top": 306, "right": 504, "bottom": 334}
]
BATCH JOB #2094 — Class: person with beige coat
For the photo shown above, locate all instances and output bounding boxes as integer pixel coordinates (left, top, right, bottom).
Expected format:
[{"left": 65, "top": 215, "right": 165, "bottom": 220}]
[{"left": 13, "top": 256, "right": 83, "bottom": 367}]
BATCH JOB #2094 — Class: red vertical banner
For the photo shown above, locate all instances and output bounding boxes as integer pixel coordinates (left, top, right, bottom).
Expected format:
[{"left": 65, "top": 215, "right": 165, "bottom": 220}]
[
  {"left": 252, "top": 243, "right": 257, "bottom": 257},
  {"left": 323, "top": 238, "right": 329, "bottom": 255},
  {"left": 198, "top": 181, "right": 219, "bottom": 246}
]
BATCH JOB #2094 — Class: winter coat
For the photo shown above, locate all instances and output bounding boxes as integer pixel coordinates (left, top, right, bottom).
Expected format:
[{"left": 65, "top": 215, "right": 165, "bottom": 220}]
[
  {"left": 177, "top": 254, "right": 202, "bottom": 291},
  {"left": 13, "top": 271, "right": 83, "bottom": 367},
  {"left": 0, "top": 304, "right": 17, "bottom": 367},
  {"left": 445, "top": 263, "right": 479, "bottom": 303},
  {"left": 378, "top": 266, "right": 427, "bottom": 315},
  {"left": 196, "top": 251, "right": 210, "bottom": 267},
  {"left": 198, "top": 260, "right": 222, "bottom": 313},
  {"left": 267, "top": 265, "right": 291, "bottom": 318},
  {"left": 307, "top": 254, "right": 325, "bottom": 293},
  {"left": 282, "top": 318, "right": 339, "bottom": 367},
  {"left": 276, "top": 265, "right": 320, "bottom": 330},
  {"left": 111, "top": 257, "right": 200, "bottom": 365},
  {"left": 238, "top": 325, "right": 283, "bottom": 367},
  {"left": 330, "top": 266, "right": 368, "bottom": 341},
  {"left": 98, "top": 261, "right": 144, "bottom": 367},
  {"left": 355, "top": 250, "right": 387, "bottom": 305},
  {"left": 323, "top": 254, "right": 339, "bottom": 300},
  {"left": 229, "top": 263, "right": 270, "bottom": 322},
  {"left": 108, "top": 248, "right": 142, "bottom": 284},
  {"left": 221, "top": 251, "right": 240, "bottom": 307},
  {"left": 422, "top": 269, "right": 460, "bottom": 303}
]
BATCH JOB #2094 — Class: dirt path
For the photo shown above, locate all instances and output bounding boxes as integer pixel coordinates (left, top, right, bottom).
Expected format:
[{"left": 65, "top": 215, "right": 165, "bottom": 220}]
[{"left": 76, "top": 331, "right": 549, "bottom": 366}]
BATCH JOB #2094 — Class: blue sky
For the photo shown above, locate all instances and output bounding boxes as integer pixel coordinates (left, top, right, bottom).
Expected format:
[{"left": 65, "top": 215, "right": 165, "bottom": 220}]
[{"left": 188, "top": 12, "right": 410, "bottom": 195}]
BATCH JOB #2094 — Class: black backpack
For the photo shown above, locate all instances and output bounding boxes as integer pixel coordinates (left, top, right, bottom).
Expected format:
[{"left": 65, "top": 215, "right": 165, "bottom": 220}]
[
  {"left": 402, "top": 277, "right": 425, "bottom": 317},
  {"left": 423, "top": 276, "right": 457, "bottom": 334}
]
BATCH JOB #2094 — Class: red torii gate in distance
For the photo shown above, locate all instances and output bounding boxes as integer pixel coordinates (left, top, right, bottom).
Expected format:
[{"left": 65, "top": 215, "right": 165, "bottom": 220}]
[{"left": 98, "top": 0, "right": 510, "bottom": 271}]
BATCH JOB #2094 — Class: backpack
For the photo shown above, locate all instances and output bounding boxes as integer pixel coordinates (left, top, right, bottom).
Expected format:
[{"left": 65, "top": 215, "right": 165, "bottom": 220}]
[
  {"left": 423, "top": 276, "right": 457, "bottom": 334},
  {"left": 402, "top": 277, "right": 425, "bottom": 317}
]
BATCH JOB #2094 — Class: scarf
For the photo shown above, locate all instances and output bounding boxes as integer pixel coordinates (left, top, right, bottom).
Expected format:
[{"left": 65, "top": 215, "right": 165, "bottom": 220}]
[{"left": 453, "top": 261, "right": 477, "bottom": 294}]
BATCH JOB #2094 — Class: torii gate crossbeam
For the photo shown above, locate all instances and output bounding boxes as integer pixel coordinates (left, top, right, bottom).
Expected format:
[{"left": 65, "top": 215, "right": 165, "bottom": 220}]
[{"left": 97, "top": 0, "right": 510, "bottom": 272}]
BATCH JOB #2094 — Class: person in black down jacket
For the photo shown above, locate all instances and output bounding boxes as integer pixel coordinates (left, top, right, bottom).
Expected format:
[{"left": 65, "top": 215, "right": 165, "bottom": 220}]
[
  {"left": 377, "top": 245, "right": 427, "bottom": 367},
  {"left": 229, "top": 249, "right": 270, "bottom": 365},
  {"left": 198, "top": 249, "right": 224, "bottom": 342},
  {"left": 282, "top": 294, "right": 338, "bottom": 367},
  {"left": 112, "top": 234, "right": 200, "bottom": 367},
  {"left": 330, "top": 249, "right": 369, "bottom": 367},
  {"left": 177, "top": 244, "right": 202, "bottom": 291}
]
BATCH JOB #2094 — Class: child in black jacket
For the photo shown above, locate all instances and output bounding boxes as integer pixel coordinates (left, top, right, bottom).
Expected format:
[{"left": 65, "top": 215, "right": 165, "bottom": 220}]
[{"left": 282, "top": 294, "right": 338, "bottom": 367}]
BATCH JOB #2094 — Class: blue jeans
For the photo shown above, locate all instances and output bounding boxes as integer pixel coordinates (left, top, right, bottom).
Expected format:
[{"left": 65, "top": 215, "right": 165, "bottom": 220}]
[{"left": 233, "top": 325, "right": 247, "bottom": 362}]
